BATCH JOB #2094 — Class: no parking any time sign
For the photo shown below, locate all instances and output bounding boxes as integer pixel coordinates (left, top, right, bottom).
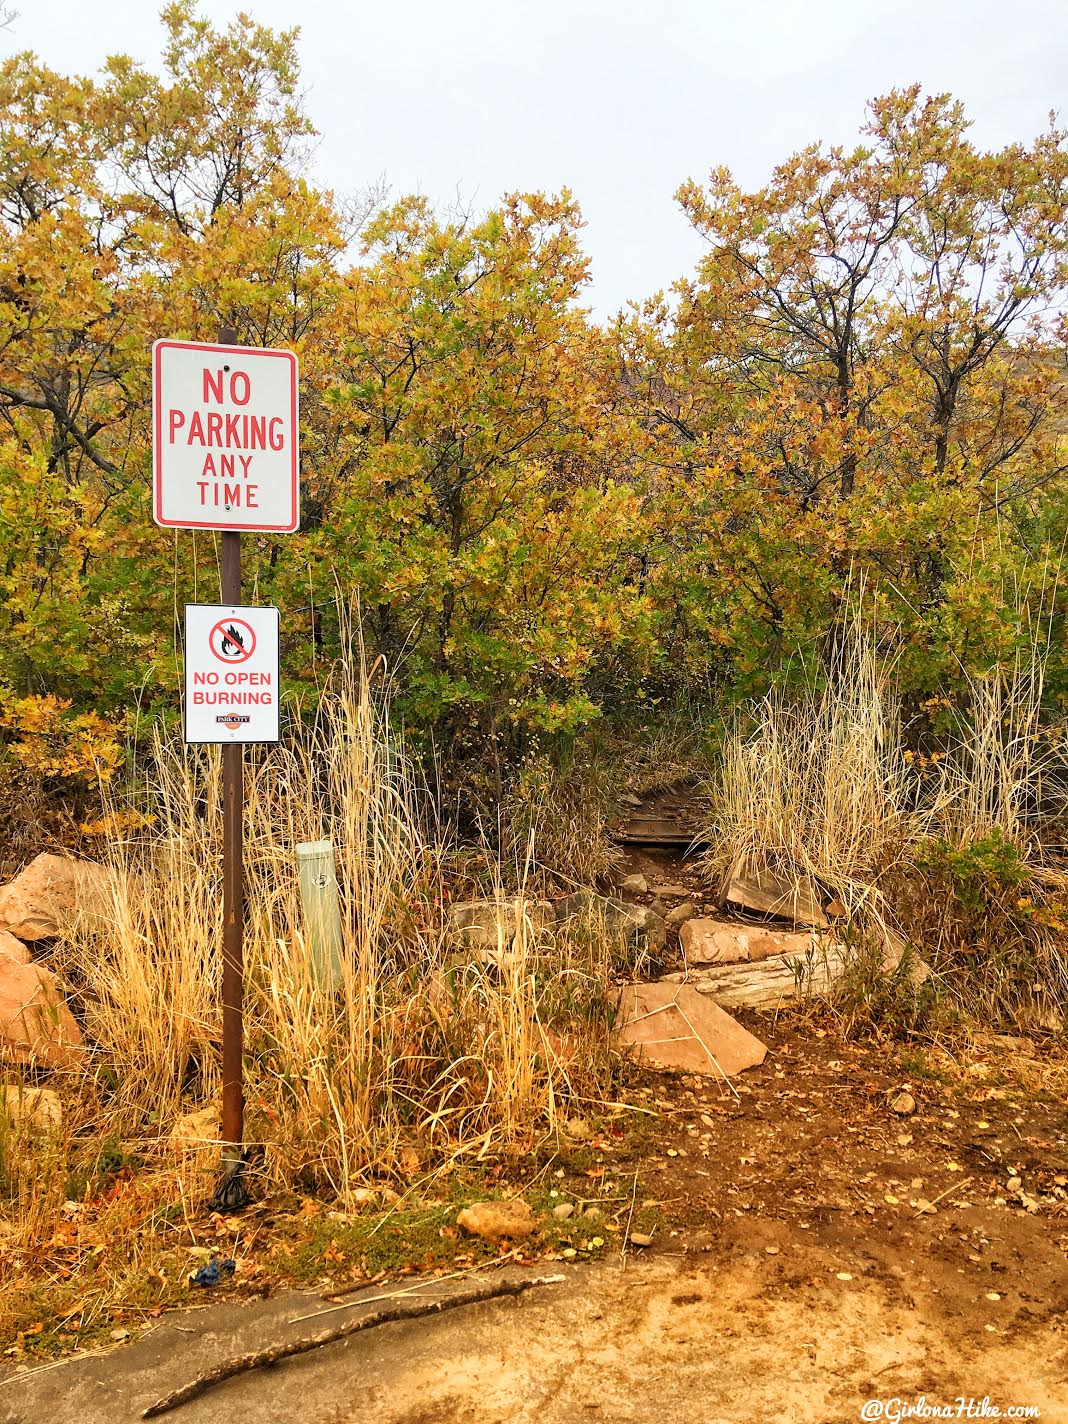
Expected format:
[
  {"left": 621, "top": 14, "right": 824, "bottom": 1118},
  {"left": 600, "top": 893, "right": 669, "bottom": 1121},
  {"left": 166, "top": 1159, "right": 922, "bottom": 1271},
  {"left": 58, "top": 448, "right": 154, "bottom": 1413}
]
[
  {"left": 153, "top": 338, "right": 299, "bottom": 532},
  {"left": 184, "top": 604, "right": 280, "bottom": 744}
]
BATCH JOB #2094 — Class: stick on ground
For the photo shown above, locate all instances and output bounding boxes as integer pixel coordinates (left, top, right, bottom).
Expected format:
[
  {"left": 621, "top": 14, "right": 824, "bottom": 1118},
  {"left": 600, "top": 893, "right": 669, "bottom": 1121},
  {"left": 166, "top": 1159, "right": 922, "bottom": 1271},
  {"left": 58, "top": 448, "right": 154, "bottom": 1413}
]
[{"left": 141, "top": 1272, "right": 564, "bottom": 1418}]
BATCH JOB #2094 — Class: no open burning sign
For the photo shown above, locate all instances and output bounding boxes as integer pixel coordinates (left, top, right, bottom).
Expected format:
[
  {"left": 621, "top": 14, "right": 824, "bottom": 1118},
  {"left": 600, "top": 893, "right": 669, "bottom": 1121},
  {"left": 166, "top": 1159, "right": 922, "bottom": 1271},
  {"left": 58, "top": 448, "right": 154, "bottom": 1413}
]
[{"left": 183, "top": 604, "right": 280, "bottom": 744}]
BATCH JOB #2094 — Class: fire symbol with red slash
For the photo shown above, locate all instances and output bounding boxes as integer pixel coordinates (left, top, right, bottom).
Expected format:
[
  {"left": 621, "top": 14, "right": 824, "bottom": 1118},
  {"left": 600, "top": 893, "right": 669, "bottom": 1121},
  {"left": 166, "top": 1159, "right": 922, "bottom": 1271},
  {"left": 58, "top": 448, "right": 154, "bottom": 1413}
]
[{"left": 208, "top": 617, "right": 256, "bottom": 663}]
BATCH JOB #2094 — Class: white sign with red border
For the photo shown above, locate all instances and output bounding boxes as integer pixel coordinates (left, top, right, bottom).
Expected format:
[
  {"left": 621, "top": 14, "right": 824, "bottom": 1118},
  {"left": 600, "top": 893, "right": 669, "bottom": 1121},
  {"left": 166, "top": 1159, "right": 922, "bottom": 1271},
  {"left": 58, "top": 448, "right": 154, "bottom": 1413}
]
[
  {"left": 184, "top": 604, "right": 280, "bottom": 744},
  {"left": 153, "top": 339, "right": 299, "bottom": 532}
]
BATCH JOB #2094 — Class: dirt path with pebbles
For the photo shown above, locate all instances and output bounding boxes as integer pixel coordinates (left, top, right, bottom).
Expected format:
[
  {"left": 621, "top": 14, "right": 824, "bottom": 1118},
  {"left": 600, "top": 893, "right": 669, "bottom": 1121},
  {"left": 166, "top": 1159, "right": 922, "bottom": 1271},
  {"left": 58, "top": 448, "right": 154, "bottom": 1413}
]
[{"left": 6, "top": 1015, "right": 1066, "bottom": 1424}]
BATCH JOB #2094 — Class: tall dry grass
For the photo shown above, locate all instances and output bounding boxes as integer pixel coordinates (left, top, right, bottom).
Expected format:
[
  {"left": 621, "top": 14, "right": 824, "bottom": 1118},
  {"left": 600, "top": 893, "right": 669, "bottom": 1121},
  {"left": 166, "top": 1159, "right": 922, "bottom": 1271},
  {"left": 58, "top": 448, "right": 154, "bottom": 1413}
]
[
  {"left": 700, "top": 630, "right": 926, "bottom": 918},
  {"left": 699, "top": 614, "right": 1068, "bottom": 1025},
  {"left": 939, "top": 650, "right": 1067, "bottom": 852},
  {"left": 52, "top": 645, "right": 614, "bottom": 1206}
]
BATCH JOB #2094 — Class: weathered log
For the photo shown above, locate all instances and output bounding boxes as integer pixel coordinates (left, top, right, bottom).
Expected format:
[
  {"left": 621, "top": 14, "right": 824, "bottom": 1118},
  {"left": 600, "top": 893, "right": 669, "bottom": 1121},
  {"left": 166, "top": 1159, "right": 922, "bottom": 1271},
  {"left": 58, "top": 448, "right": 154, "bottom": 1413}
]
[
  {"left": 662, "top": 932, "right": 905, "bottom": 1009},
  {"left": 659, "top": 942, "right": 848, "bottom": 1009},
  {"left": 141, "top": 1272, "right": 563, "bottom": 1418}
]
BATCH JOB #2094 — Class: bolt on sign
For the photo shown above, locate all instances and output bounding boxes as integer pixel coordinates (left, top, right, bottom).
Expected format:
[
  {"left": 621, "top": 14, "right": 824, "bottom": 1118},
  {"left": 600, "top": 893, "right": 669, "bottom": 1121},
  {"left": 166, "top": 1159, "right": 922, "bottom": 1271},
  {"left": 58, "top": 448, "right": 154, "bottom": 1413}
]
[
  {"left": 153, "top": 338, "right": 299, "bottom": 532},
  {"left": 184, "top": 604, "right": 280, "bottom": 744}
]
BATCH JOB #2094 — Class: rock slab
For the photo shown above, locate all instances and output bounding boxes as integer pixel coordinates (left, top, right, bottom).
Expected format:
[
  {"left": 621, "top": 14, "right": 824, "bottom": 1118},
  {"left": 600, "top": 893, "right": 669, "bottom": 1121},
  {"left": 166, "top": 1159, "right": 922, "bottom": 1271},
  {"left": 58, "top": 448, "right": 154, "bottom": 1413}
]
[
  {"left": 660, "top": 944, "right": 847, "bottom": 1009},
  {"left": 456, "top": 1200, "right": 535, "bottom": 1242},
  {"left": 1, "top": 1083, "right": 63, "bottom": 1133},
  {"left": 0, "top": 929, "right": 30, "bottom": 965},
  {"left": 450, "top": 897, "right": 555, "bottom": 955},
  {"left": 556, "top": 891, "right": 666, "bottom": 950},
  {"left": 615, "top": 981, "right": 766, "bottom": 1078},
  {"left": 725, "top": 855, "right": 828, "bottom": 928},
  {"left": 0, "top": 931, "right": 83, "bottom": 1068},
  {"left": 0, "top": 852, "right": 116, "bottom": 942}
]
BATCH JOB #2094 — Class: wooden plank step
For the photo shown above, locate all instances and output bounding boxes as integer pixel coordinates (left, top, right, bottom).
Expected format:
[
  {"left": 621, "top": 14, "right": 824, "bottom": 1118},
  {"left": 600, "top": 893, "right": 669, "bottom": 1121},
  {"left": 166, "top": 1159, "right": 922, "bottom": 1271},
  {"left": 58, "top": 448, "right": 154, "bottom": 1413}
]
[
  {"left": 615, "top": 828, "right": 705, "bottom": 847},
  {"left": 620, "top": 817, "right": 700, "bottom": 832}
]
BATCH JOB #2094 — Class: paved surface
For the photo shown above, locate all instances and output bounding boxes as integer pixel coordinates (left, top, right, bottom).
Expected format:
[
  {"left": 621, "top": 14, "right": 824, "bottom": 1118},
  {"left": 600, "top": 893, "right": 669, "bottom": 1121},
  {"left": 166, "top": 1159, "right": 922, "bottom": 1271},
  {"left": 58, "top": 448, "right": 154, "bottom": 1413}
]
[{"left": 4, "top": 1244, "right": 1065, "bottom": 1424}]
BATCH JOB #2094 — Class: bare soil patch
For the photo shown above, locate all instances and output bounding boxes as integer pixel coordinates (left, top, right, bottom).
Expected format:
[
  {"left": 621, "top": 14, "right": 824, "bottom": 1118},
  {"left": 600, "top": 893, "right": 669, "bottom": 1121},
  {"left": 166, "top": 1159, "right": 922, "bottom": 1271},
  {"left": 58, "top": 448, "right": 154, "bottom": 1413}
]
[{"left": 5, "top": 1016, "right": 1065, "bottom": 1423}]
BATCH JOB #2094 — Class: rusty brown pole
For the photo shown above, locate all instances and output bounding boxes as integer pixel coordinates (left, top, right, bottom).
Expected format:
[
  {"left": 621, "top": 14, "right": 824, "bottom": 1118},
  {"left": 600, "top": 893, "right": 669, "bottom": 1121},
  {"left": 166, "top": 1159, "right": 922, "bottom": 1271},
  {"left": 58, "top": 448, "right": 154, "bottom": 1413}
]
[{"left": 218, "top": 324, "right": 245, "bottom": 1190}]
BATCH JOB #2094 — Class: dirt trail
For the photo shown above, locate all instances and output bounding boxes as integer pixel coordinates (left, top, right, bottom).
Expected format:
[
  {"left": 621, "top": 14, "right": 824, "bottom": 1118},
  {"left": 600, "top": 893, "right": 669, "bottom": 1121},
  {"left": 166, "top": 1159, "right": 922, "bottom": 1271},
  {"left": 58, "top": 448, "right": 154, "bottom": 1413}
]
[
  {"left": 5, "top": 784, "right": 1065, "bottom": 1424},
  {"left": 6, "top": 1017, "right": 1066, "bottom": 1424}
]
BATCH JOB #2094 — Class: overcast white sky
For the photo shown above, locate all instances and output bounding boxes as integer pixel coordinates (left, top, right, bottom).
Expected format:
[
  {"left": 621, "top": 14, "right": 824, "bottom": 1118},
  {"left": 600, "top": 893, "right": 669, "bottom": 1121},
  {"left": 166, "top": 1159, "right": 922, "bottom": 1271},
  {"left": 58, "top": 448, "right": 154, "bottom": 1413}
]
[{"left": 6, "top": 1, "right": 1068, "bottom": 316}]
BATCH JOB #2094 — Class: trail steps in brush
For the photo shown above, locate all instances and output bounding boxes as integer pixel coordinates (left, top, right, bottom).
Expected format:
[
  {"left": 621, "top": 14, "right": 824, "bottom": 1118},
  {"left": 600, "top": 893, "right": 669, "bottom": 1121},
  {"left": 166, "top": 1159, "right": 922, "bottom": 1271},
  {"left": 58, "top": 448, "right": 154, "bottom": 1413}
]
[
  {"left": 614, "top": 784, "right": 704, "bottom": 848},
  {"left": 610, "top": 784, "right": 857, "bottom": 1010}
]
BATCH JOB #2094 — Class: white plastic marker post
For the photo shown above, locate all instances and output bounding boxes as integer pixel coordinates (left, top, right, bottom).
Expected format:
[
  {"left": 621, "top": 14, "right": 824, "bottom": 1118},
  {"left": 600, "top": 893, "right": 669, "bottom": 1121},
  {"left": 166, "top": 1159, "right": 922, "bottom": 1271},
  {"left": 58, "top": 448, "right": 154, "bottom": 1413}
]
[
  {"left": 295, "top": 840, "right": 344, "bottom": 992},
  {"left": 153, "top": 328, "right": 299, "bottom": 1208}
]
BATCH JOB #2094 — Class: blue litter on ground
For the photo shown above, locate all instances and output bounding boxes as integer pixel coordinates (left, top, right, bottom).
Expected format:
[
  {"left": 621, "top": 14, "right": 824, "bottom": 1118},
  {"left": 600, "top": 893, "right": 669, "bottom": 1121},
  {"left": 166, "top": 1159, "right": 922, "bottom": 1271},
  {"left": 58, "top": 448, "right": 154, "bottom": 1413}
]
[{"left": 189, "top": 1257, "right": 236, "bottom": 1288}]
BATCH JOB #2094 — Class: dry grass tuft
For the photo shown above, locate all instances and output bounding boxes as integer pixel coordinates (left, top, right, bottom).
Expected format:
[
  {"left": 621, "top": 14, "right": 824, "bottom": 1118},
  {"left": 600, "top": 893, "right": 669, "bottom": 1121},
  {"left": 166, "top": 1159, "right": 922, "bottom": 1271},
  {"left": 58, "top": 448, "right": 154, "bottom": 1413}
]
[
  {"left": 699, "top": 614, "right": 1068, "bottom": 1028},
  {"left": 0, "top": 644, "right": 619, "bottom": 1347},
  {"left": 700, "top": 631, "right": 924, "bottom": 926},
  {"left": 46, "top": 644, "right": 615, "bottom": 1205}
]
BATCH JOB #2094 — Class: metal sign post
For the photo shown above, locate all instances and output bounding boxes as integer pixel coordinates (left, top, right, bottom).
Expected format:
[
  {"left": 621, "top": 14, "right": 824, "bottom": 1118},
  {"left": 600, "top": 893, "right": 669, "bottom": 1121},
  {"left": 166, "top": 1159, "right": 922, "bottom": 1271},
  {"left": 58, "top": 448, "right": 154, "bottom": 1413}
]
[
  {"left": 153, "top": 323, "right": 299, "bottom": 1209},
  {"left": 220, "top": 527, "right": 244, "bottom": 1200}
]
